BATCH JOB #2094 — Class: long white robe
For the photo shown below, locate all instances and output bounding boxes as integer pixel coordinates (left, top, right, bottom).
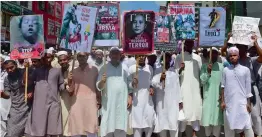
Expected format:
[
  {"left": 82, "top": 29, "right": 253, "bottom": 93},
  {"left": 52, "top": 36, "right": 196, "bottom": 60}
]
[
  {"left": 129, "top": 64, "right": 156, "bottom": 128},
  {"left": 152, "top": 68, "right": 181, "bottom": 133},
  {"left": 174, "top": 52, "right": 202, "bottom": 121},
  {"left": 96, "top": 63, "right": 131, "bottom": 137},
  {"left": 222, "top": 64, "right": 253, "bottom": 130}
]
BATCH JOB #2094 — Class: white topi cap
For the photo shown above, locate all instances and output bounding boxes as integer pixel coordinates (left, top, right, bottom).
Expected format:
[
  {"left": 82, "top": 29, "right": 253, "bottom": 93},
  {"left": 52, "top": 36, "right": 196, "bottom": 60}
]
[{"left": 56, "top": 51, "right": 68, "bottom": 57}]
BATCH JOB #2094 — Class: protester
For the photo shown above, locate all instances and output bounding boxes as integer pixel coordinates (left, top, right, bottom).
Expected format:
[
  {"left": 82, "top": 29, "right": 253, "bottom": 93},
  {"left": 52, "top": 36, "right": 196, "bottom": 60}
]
[
  {"left": 235, "top": 35, "right": 262, "bottom": 137},
  {"left": 200, "top": 47, "right": 223, "bottom": 137},
  {"left": 25, "top": 51, "right": 64, "bottom": 137},
  {"left": 221, "top": 47, "right": 254, "bottom": 137},
  {"left": 97, "top": 47, "right": 132, "bottom": 137},
  {"left": 1, "top": 60, "right": 34, "bottom": 137},
  {"left": 174, "top": 40, "right": 202, "bottom": 137},
  {"left": 129, "top": 55, "right": 155, "bottom": 137},
  {"left": 57, "top": 50, "right": 72, "bottom": 137},
  {"left": 31, "top": 58, "right": 42, "bottom": 69},
  {"left": 0, "top": 57, "right": 10, "bottom": 137},
  {"left": 152, "top": 52, "right": 181, "bottom": 137},
  {"left": 94, "top": 49, "right": 104, "bottom": 70},
  {"left": 67, "top": 52, "right": 99, "bottom": 137}
]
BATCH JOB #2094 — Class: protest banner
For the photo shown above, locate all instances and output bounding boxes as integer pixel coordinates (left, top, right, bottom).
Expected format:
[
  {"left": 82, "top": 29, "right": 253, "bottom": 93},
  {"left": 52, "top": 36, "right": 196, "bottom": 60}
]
[
  {"left": 199, "top": 7, "right": 226, "bottom": 47},
  {"left": 154, "top": 13, "right": 174, "bottom": 51},
  {"left": 228, "top": 16, "right": 260, "bottom": 46},
  {"left": 168, "top": 4, "right": 195, "bottom": 40},
  {"left": 123, "top": 11, "right": 155, "bottom": 54},
  {"left": 10, "top": 15, "right": 45, "bottom": 59},
  {"left": 89, "top": 3, "right": 120, "bottom": 47},
  {"left": 154, "top": 13, "right": 177, "bottom": 51},
  {"left": 59, "top": 4, "right": 97, "bottom": 52}
]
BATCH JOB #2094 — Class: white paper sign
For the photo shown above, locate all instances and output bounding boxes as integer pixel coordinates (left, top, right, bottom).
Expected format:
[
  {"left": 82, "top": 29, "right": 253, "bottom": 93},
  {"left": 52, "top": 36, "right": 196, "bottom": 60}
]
[{"left": 228, "top": 16, "right": 260, "bottom": 46}]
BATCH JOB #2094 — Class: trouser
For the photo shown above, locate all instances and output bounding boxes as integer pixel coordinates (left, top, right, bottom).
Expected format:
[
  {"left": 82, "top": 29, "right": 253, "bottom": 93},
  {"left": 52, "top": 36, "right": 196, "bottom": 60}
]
[
  {"left": 72, "top": 133, "right": 97, "bottom": 137},
  {"left": 133, "top": 127, "right": 153, "bottom": 137},
  {"left": 159, "top": 130, "right": 178, "bottom": 137},
  {"left": 204, "top": 126, "right": 221, "bottom": 137},
  {"left": 251, "top": 85, "right": 262, "bottom": 135},
  {"left": 224, "top": 112, "right": 254, "bottom": 137},
  {"left": 104, "top": 129, "right": 126, "bottom": 137},
  {"left": 179, "top": 121, "right": 200, "bottom": 132}
]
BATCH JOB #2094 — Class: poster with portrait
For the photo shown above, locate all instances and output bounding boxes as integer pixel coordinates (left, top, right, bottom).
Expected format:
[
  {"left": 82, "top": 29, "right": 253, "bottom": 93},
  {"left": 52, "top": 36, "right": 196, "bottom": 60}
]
[
  {"left": 199, "top": 7, "right": 226, "bottom": 47},
  {"left": 55, "top": 2, "right": 62, "bottom": 19},
  {"left": 48, "top": 1, "right": 55, "bottom": 16},
  {"left": 55, "top": 21, "right": 61, "bottom": 37},
  {"left": 154, "top": 13, "right": 176, "bottom": 51},
  {"left": 228, "top": 16, "right": 261, "bottom": 46},
  {"left": 10, "top": 15, "right": 45, "bottom": 59},
  {"left": 59, "top": 4, "right": 97, "bottom": 52},
  {"left": 48, "top": 19, "right": 55, "bottom": 36},
  {"left": 123, "top": 11, "right": 155, "bottom": 54},
  {"left": 89, "top": 3, "right": 120, "bottom": 47},
  {"left": 168, "top": 4, "right": 195, "bottom": 40}
]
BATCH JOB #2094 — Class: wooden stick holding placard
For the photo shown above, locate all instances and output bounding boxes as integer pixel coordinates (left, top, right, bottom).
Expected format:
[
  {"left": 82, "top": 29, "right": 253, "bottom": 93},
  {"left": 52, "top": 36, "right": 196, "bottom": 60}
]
[
  {"left": 103, "top": 48, "right": 107, "bottom": 90},
  {"left": 209, "top": 47, "right": 212, "bottom": 64},
  {"left": 182, "top": 40, "right": 185, "bottom": 62},
  {"left": 135, "top": 55, "right": 139, "bottom": 88},
  {"left": 162, "top": 52, "right": 166, "bottom": 88},
  {"left": 71, "top": 50, "right": 76, "bottom": 71},
  {"left": 24, "top": 66, "right": 28, "bottom": 102}
]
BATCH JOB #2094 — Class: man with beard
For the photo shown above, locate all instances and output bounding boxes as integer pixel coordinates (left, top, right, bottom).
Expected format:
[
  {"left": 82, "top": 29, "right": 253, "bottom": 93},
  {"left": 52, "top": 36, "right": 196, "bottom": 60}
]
[
  {"left": 97, "top": 47, "right": 132, "bottom": 137},
  {"left": 221, "top": 47, "right": 254, "bottom": 137},
  {"left": 152, "top": 52, "right": 181, "bottom": 137},
  {"left": 1, "top": 60, "right": 34, "bottom": 137},
  {"left": 25, "top": 51, "right": 64, "bottom": 137},
  {"left": 174, "top": 40, "right": 202, "bottom": 137},
  {"left": 56, "top": 51, "right": 72, "bottom": 137},
  {"left": 129, "top": 55, "right": 155, "bottom": 137},
  {"left": 31, "top": 59, "right": 42, "bottom": 69},
  {"left": 94, "top": 49, "right": 104, "bottom": 71},
  {"left": 67, "top": 52, "right": 99, "bottom": 137}
]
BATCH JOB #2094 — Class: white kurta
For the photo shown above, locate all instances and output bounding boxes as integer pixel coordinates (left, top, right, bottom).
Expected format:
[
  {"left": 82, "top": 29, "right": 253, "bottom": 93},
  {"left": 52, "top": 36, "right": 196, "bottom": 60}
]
[
  {"left": 222, "top": 64, "right": 253, "bottom": 130},
  {"left": 152, "top": 68, "right": 181, "bottom": 133},
  {"left": 174, "top": 52, "right": 202, "bottom": 121},
  {"left": 129, "top": 64, "right": 156, "bottom": 128}
]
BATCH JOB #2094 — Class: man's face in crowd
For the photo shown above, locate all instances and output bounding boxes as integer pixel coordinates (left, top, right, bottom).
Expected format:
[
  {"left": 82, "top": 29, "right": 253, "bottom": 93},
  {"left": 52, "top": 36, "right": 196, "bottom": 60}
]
[
  {"left": 137, "top": 55, "right": 146, "bottom": 64},
  {"left": 211, "top": 50, "right": 219, "bottom": 62},
  {"left": 96, "top": 52, "right": 103, "bottom": 62},
  {"left": 109, "top": 50, "right": 121, "bottom": 64},
  {"left": 147, "top": 55, "right": 157, "bottom": 65},
  {"left": 77, "top": 52, "right": 88, "bottom": 65},
  {"left": 31, "top": 59, "right": 41, "bottom": 68},
  {"left": 5, "top": 62, "right": 17, "bottom": 74},
  {"left": 43, "top": 53, "right": 53, "bottom": 66},
  {"left": 229, "top": 52, "right": 239, "bottom": 64},
  {"left": 236, "top": 45, "right": 248, "bottom": 57},
  {"left": 58, "top": 55, "right": 69, "bottom": 68}
]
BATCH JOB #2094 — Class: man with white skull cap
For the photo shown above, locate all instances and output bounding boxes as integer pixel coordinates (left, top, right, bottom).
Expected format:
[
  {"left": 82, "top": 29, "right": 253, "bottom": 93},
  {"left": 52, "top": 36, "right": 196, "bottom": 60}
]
[
  {"left": 221, "top": 46, "right": 255, "bottom": 137},
  {"left": 97, "top": 46, "right": 132, "bottom": 137}
]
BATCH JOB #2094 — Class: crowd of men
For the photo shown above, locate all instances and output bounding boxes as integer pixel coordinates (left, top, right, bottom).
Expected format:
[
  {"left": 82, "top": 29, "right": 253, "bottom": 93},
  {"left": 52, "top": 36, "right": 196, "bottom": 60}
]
[{"left": 0, "top": 33, "right": 262, "bottom": 137}]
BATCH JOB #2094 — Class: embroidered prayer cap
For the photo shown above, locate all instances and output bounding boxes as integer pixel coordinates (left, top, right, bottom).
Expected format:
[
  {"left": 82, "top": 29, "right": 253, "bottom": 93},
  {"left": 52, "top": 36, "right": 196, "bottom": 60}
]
[
  {"left": 95, "top": 49, "right": 103, "bottom": 54},
  {"left": 228, "top": 46, "right": 239, "bottom": 55},
  {"left": 45, "top": 49, "right": 53, "bottom": 54},
  {"left": 56, "top": 51, "right": 68, "bottom": 57}
]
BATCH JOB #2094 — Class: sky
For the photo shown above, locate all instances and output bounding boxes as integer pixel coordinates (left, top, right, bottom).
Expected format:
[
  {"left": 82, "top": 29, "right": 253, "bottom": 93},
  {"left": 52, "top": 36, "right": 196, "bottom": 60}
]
[{"left": 120, "top": 1, "right": 167, "bottom": 14}]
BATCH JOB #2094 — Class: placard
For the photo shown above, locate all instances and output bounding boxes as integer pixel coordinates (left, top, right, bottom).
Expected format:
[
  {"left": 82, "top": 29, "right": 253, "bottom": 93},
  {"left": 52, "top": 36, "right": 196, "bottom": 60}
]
[
  {"left": 59, "top": 4, "right": 97, "bottom": 52},
  {"left": 154, "top": 13, "right": 177, "bottom": 50},
  {"left": 89, "top": 3, "right": 120, "bottom": 47},
  {"left": 123, "top": 11, "right": 155, "bottom": 54},
  {"left": 10, "top": 15, "right": 45, "bottom": 59},
  {"left": 168, "top": 4, "right": 195, "bottom": 40},
  {"left": 228, "top": 16, "right": 260, "bottom": 46},
  {"left": 199, "top": 7, "right": 226, "bottom": 47}
]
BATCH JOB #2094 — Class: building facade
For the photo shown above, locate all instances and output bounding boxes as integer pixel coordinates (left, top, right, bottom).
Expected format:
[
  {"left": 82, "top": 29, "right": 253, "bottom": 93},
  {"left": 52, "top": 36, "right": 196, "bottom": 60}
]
[
  {"left": 1, "top": 1, "right": 33, "bottom": 53},
  {"left": 32, "top": 1, "right": 62, "bottom": 48}
]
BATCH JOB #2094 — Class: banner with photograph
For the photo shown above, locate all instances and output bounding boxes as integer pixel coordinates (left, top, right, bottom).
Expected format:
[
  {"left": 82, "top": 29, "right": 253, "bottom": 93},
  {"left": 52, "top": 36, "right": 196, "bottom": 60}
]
[
  {"left": 10, "top": 15, "right": 45, "bottom": 59},
  {"left": 123, "top": 11, "right": 155, "bottom": 54},
  {"left": 89, "top": 3, "right": 120, "bottom": 47},
  {"left": 168, "top": 4, "right": 195, "bottom": 40},
  {"left": 199, "top": 7, "right": 226, "bottom": 47},
  {"left": 59, "top": 4, "right": 97, "bottom": 52},
  {"left": 228, "top": 16, "right": 260, "bottom": 46},
  {"left": 154, "top": 13, "right": 177, "bottom": 51}
]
